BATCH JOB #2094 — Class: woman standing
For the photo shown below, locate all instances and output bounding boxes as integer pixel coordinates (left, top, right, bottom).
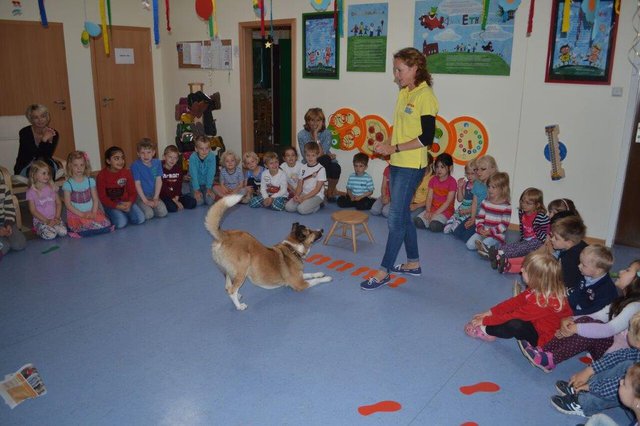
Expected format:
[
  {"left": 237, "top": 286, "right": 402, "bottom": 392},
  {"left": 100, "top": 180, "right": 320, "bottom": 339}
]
[
  {"left": 361, "top": 47, "right": 438, "bottom": 290},
  {"left": 14, "top": 104, "right": 61, "bottom": 182}
]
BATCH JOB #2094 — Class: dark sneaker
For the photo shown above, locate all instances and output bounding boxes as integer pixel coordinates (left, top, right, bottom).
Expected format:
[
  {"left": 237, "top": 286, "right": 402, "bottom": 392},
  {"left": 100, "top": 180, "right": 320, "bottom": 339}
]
[
  {"left": 497, "top": 255, "right": 509, "bottom": 273},
  {"left": 555, "top": 380, "right": 577, "bottom": 397},
  {"left": 475, "top": 240, "right": 490, "bottom": 257},
  {"left": 489, "top": 246, "right": 499, "bottom": 269},
  {"left": 550, "top": 394, "right": 585, "bottom": 417},
  {"left": 413, "top": 216, "right": 427, "bottom": 229},
  {"left": 389, "top": 264, "right": 422, "bottom": 277},
  {"left": 360, "top": 274, "right": 391, "bottom": 291}
]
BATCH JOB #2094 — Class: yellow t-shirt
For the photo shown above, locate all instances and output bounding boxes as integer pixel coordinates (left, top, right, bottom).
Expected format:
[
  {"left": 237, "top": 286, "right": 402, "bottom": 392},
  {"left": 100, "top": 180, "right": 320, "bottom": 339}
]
[
  {"left": 411, "top": 172, "right": 432, "bottom": 205},
  {"left": 390, "top": 81, "right": 438, "bottom": 169}
]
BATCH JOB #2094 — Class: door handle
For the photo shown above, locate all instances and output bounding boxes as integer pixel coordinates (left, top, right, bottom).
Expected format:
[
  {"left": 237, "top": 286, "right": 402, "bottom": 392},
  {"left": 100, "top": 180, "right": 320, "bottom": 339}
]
[
  {"left": 102, "top": 97, "right": 115, "bottom": 107},
  {"left": 53, "top": 99, "right": 67, "bottom": 110}
]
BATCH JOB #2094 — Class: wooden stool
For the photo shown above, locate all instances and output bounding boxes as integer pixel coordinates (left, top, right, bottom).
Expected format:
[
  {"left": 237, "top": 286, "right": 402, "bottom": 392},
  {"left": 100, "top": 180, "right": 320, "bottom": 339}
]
[{"left": 323, "top": 210, "right": 374, "bottom": 253}]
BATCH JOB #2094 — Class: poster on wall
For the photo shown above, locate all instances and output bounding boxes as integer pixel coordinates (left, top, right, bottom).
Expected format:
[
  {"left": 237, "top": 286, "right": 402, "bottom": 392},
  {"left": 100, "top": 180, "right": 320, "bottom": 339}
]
[
  {"left": 413, "top": 1, "right": 516, "bottom": 76},
  {"left": 545, "top": 0, "right": 619, "bottom": 85},
  {"left": 346, "top": 3, "right": 388, "bottom": 72},
  {"left": 303, "top": 12, "right": 339, "bottom": 79}
]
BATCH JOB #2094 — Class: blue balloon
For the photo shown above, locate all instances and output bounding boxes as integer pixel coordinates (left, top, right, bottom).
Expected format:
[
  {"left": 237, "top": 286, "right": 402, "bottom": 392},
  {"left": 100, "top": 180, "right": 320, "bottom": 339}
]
[{"left": 85, "top": 21, "right": 101, "bottom": 37}]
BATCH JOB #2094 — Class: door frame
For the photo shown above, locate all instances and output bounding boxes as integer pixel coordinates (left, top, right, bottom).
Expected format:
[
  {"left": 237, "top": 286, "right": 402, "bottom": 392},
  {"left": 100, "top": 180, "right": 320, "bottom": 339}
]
[
  {"left": 606, "top": 72, "right": 639, "bottom": 246},
  {"left": 238, "top": 19, "right": 296, "bottom": 155}
]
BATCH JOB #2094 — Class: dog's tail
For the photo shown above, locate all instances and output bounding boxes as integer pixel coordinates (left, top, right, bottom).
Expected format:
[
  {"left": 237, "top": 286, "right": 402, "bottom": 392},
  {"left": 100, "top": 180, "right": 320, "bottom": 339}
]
[{"left": 204, "top": 193, "right": 243, "bottom": 240}]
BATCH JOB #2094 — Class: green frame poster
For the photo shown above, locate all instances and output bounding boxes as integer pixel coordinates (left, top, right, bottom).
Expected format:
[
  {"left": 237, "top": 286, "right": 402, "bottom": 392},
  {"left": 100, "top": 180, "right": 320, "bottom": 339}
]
[{"left": 346, "top": 3, "right": 388, "bottom": 72}]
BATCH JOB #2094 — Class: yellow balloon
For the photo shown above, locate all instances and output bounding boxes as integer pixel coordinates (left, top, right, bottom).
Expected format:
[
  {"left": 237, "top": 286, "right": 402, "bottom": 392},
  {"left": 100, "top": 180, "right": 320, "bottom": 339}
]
[{"left": 81, "top": 30, "right": 90, "bottom": 46}]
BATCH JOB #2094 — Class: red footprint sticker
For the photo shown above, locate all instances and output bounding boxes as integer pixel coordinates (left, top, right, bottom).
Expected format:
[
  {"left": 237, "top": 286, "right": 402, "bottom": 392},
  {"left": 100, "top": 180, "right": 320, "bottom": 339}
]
[
  {"left": 580, "top": 356, "right": 593, "bottom": 365},
  {"left": 351, "top": 266, "right": 372, "bottom": 277},
  {"left": 336, "top": 262, "right": 354, "bottom": 272},
  {"left": 358, "top": 400, "right": 402, "bottom": 416},
  {"left": 461, "top": 422, "right": 479, "bottom": 426},
  {"left": 305, "top": 254, "right": 324, "bottom": 263},
  {"left": 389, "top": 277, "right": 407, "bottom": 288},
  {"left": 459, "top": 382, "right": 500, "bottom": 395},
  {"left": 326, "top": 260, "right": 345, "bottom": 269}
]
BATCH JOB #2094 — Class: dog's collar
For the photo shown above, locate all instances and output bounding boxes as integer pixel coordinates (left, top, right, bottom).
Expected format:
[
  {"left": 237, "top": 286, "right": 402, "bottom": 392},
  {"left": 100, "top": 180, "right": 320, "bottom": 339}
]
[{"left": 282, "top": 241, "right": 305, "bottom": 263}]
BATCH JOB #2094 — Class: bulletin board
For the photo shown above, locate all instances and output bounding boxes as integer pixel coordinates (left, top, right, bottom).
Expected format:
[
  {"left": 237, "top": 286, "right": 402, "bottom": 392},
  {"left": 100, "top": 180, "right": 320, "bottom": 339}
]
[{"left": 177, "top": 39, "right": 232, "bottom": 70}]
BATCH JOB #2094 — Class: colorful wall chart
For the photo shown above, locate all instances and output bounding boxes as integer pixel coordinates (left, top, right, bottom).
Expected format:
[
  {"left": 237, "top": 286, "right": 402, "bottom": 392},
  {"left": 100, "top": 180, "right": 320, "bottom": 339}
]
[
  {"left": 413, "top": 0, "right": 517, "bottom": 76},
  {"left": 346, "top": 3, "right": 388, "bottom": 72}
]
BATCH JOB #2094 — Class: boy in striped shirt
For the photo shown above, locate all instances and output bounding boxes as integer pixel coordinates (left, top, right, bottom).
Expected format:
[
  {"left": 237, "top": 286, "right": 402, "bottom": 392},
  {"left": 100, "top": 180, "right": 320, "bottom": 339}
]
[{"left": 337, "top": 153, "right": 375, "bottom": 210}]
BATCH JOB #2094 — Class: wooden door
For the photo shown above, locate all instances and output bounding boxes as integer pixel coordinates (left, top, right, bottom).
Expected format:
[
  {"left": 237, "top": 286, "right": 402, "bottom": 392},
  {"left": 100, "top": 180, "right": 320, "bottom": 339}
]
[
  {"left": 90, "top": 26, "right": 157, "bottom": 165},
  {"left": 0, "top": 20, "right": 76, "bottom": 160},
  {"left": 615, "top": 105, "right": 640, "bottom": 247}
]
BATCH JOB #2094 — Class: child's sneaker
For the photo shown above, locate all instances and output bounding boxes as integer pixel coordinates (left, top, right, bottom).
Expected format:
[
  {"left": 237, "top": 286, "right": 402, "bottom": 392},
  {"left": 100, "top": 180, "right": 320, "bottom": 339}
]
[
  {"left": 489, "top": 246, "right": 499, "bottom": 269},
  {"left": 555, "top": 380, "right": 578, "bottom": 397},
  {"left": 497, "top": 255, "right": 510, "bottom": 274},
  {"left": 550, "top": 394, "right": 585, "bottom": 417},
  {"left": 464, "top": 322, "right": 496, "bottom": 342},
  {"left": 413, "top": 215, "right": 427, "bottom": 229},
  {"left": 475, "top": 240, "right": 490, "bottom": 257},
  {"left": 522, "top": 344, "right": 555, "bottom": 373}
]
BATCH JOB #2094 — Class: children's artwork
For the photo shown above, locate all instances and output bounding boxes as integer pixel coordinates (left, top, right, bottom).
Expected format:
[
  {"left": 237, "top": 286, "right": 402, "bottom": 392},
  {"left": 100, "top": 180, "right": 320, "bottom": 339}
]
[
  {"left": 448, "top": 116, "right": 489, "bottom": 165},
  {"left": 0, "top": 364, "right": 47, "bottom": 409},
  {"left": 359, "top": 115, "right": 391, "bottom": 158},
  {"left": 303, "top": 12, "right": 339, "bottom": 79},
  {"left": 413, "top": 1, "right": 517, "bottom": 76},
  {"left": 346, "top": 3, "right": 388, "bottom": 72},
  {"left": 545, "top": 0, "right": 619, "bottom": 84},
  {"left": 544, "top": 124, "right": 566, "bottom": 180},
  {"left": 328, "top": 108, "right": 362, "bottom": 150}
]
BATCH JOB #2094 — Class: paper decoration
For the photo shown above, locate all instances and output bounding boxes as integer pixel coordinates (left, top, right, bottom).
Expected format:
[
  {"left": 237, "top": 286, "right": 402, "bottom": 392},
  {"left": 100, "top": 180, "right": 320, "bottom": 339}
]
[
  {"left": 310, "top": 0, "right": 331, "bottom": 11},
  {"left": 195, "top": 0, "right": 212, "bottom": 20},
  {"left": 448, "top": 116, "right": 489, "bottom": 165},
  {"left": 430, "top": 116, "right": 454, "bottom": 156},
  {"left": 100, "top": 0, "right": 110, "bottom": 54},
  {"left": 37, "top": 0, "right": 47, "bottom": 27},
  {"left": 359, "top": 115, "right": 391, "bottom": 158},
  {"left": 328, "top": 108, "right": 362, "bottom": 151}
]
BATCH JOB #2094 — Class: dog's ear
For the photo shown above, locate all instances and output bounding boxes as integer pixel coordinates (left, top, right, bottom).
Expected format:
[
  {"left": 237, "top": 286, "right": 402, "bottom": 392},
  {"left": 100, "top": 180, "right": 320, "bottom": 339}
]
[
  {"left": 291, "top": 222, "right": 300, "bottom": 232},
  {"left": 293, "top": 223, "right": 308, "bottom": 242}
]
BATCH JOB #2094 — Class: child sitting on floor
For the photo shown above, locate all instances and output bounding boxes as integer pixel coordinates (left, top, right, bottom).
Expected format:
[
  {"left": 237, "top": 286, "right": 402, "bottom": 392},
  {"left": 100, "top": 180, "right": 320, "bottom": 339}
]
[
  {"left": 414, "top": 153, "right": 456, "bottom": 232},
  {"left": 131, "top": 138, "right": 168, "bottom": 219},
  {"left": 467, "top": 172, "right": 512, "bottom": 253},
  {"left": 26, "top": 160, "right": 67, "bottom": 240},
  {"left": 285, "top": 142, "right": 326, "bottom": 215},
  {"left": 490, "top": 187, "right": 550, "bottom": 272},
  {"left": 444, "top": 159, "right": 476, "bottom": 234},
  {"left": 214, "top": 150, "right": 246, "bottom": 200},
  {"left": 465, "top": 251, "right": 572, "bottom": 348},
  {"left": 249, "top": 151, "right": 288, "bottom": 211},
  {"left": 188, "top": 136, "right": 217, "bottom": 207},
  {"left": 337, "top": 153, "right": 375, "bottom": 210},
  {"left": 242, "top": 151, "right": 263, "bottom": 204},
  {"left": 62, "top": 151, "right": 113, "bottom": 238},
  {"left": 549, "top": 215, "right": 589, "bottom": 290},
  {"left": 161, "top": 145, "right": 197, "bottom": 212},
  {"left": 279, "top": 147, "right": 301, "bottom": 198}
]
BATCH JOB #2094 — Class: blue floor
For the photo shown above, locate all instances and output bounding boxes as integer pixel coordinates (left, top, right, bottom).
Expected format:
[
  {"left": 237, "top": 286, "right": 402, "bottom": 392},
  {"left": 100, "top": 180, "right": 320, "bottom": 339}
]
[{"left": 1, "top": 202, "right": 639, "bottom": 425}]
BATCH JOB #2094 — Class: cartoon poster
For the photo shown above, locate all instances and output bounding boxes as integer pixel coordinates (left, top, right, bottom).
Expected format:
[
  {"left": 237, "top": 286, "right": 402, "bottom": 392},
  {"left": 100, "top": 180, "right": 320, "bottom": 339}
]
[
  {"left": 346, "top": 3, "right": 388, "bottom": 72},
  {"left": 413, "top": 0, "right": 517, "bottom": 76},
  {"left": 303, "top": 12, "right": 339, "bottom": 79},
  {"left": 545, "top": 0, "right": 618, "bottom": 84}
]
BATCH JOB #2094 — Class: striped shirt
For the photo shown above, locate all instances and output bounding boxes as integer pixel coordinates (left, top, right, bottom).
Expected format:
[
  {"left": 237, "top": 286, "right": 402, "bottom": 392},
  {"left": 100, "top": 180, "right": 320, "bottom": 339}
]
[
  {"left": 476, "top": 199, "right": 512, "bottom": 243},
  {"left": 0, "top": 178, "right": 16, "bottom": 224},
  {"left": 346, "top": 172, "right": 374, "bottom": 197},
  {"left": 519, "top": 210, "right": 550, "bottom": 242}
]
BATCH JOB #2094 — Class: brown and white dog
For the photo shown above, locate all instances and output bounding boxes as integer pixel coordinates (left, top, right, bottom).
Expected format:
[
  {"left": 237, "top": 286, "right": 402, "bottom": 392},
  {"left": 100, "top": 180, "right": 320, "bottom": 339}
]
[{"left": 204, "top": 194, "right": 332, "bottom": 310}]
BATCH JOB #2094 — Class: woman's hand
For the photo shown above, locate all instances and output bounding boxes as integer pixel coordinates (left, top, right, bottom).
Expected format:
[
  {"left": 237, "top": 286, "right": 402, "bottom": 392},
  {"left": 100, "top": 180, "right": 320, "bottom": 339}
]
[
  {"left": 41, "top": 127, "right": 57, "bottom": 143},
  {"left": 329, "top": 153, "right": 336, "bottom": 160},
  {"left": 373, "top": 141, "right": 394, "bottom": 156}
]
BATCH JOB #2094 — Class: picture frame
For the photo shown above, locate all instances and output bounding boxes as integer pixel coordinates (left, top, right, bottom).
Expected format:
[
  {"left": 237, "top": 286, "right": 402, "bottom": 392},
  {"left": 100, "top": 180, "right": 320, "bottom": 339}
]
[
  {"left": 545, "top": 0, "right": 619, "bottom": 85},
  {"left": 302, "top": 12, "right": 339, "bottom": 79}
]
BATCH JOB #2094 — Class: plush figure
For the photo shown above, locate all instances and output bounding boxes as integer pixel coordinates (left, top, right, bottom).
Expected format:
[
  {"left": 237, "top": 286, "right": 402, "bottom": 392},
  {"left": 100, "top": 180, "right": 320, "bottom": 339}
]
[
  {"left": 187, "top": 91, "right": 217, "bottom": 137},
  {"left": 176, "top": 113, "right": 196, "bottom": 152}
]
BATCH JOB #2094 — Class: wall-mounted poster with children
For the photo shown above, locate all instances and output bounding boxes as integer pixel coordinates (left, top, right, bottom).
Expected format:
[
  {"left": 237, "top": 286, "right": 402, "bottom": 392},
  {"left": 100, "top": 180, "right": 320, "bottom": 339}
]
[
  {"left": 303, "top": 12, "right": 339, "bottom": 79},
  {"left": 413, "top": 0, "right": 518, "bottom": 76},
  {"left": 346, "top": 3, "right": 388, "bottom": 72},
  {"left": 545, "top": 0, "right": 619, "bottom": 84}
]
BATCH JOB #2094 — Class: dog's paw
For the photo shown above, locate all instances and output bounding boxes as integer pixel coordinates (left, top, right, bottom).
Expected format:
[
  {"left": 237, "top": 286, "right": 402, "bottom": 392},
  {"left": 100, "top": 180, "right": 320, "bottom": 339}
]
[{"left": 236, "top": 303, "right": 248, "bottom": 311}]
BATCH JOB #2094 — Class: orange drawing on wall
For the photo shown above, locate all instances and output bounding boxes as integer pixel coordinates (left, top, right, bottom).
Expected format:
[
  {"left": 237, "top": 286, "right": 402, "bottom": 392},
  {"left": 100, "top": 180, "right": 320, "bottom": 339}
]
[
  {"left": 328, "top": 108, "right": 363, "bottom": 151},
  {"left": 447, "top": 116, "right": 489, "bottom": 165},
  {"left": 359, "top": 115, "right": 391, "bottom": 158}
]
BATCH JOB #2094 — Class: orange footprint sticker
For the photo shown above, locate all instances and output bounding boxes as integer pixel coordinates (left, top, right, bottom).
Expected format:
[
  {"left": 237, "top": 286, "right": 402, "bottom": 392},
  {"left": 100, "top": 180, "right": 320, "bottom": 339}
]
[
  {"left": 357, "top": 400, "right": 402, "bottom": 416},
  {"left": 459, "top": 382, "right": 500, "bottom": 395}
]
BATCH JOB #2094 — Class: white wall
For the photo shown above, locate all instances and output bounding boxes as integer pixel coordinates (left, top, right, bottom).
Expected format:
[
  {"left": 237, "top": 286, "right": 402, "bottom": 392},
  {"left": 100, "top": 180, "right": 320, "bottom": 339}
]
[{"left": 1, "top": 0, "right": 636, "bottom": 240}]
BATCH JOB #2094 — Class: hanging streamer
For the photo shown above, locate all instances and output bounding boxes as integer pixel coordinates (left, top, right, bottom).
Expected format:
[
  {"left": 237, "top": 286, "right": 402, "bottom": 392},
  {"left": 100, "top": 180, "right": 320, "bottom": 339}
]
[
  {"left": 269, "top": 0, "right": 274, "bottom": 40},
  {"left": 561, "top": 0, "right": 571, "bottom": 33},
  {"left": 614, "top": 0, "right": 620, "bottom": 14},
  {"left": 152, "top": 0, "right": 159, "bottom": 44},
  {"left": 166, "top": 0, "right": 171, "bottom": 31},
  {"left": 481, "top": 0, "right": 490, "bottom": 30},
  {"left": 337, "top": 0, "right": 343, "bottom": 37},
  {"left": 37, "top": 0, "right": 48, "bottom": 27},
  {"left": 212, "top": 0, "right": 217, "bottom": 39},
  {"left": 209, "top": 16, "right": 214, "bottom": 39},
  {"left": 527, "top": 0, "right": 535, "bottom": 36},
  {"left": 100, "top": 0, "right": 110, "bottom": 54},
  {"left": 107, "top": 0, "right": 112, "bottom": 28},
  {"left": 260, "top": 0, "right": 265, "bottom": 38}
]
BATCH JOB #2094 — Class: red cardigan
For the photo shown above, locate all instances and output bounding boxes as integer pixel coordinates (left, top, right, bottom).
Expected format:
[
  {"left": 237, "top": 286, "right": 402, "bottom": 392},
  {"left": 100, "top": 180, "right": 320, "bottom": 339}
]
[
  {"left": 483, "top": 289, "right": 572, "bottom": 346},
  {"left": 96, "top": 168, "right": 137, "bottom": 209}
]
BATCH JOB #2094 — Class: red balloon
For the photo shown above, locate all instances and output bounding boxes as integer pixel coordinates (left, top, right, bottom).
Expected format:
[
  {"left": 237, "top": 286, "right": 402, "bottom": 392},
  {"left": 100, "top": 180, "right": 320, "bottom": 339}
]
[{"left": 195, "top": 0, "right": 212, "bottom": 20}]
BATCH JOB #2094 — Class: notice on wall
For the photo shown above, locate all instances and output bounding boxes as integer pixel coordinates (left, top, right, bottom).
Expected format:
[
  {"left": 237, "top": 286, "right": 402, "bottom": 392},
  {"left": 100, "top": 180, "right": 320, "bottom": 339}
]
[
  {"left": 346, "top": 3, "right": 388, "bottom": 72},
  {"left": 114, "top": 48, "right": 135, "bottom": 65}
]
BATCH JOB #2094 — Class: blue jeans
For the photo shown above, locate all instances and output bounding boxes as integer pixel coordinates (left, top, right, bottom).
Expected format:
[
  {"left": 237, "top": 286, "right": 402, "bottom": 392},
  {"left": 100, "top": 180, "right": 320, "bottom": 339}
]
[
  {"left": 465, "top": 233, "right": 501, "bottom": 250},
  {"left": 380, "top": 166, "right": 426, "bottom": 271},
  {"left": 579, "top": 360, "right": 635, "bottom": 416},
  {"left": 105, "top": 204, "right": 146, "bottom": 229}
]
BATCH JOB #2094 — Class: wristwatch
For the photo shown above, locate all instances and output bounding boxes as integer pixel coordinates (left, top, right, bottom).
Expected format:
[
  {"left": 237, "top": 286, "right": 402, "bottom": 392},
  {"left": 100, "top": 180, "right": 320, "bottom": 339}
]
[{"left": 395, "top": 144, "right": 400, "bottom": 153}]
